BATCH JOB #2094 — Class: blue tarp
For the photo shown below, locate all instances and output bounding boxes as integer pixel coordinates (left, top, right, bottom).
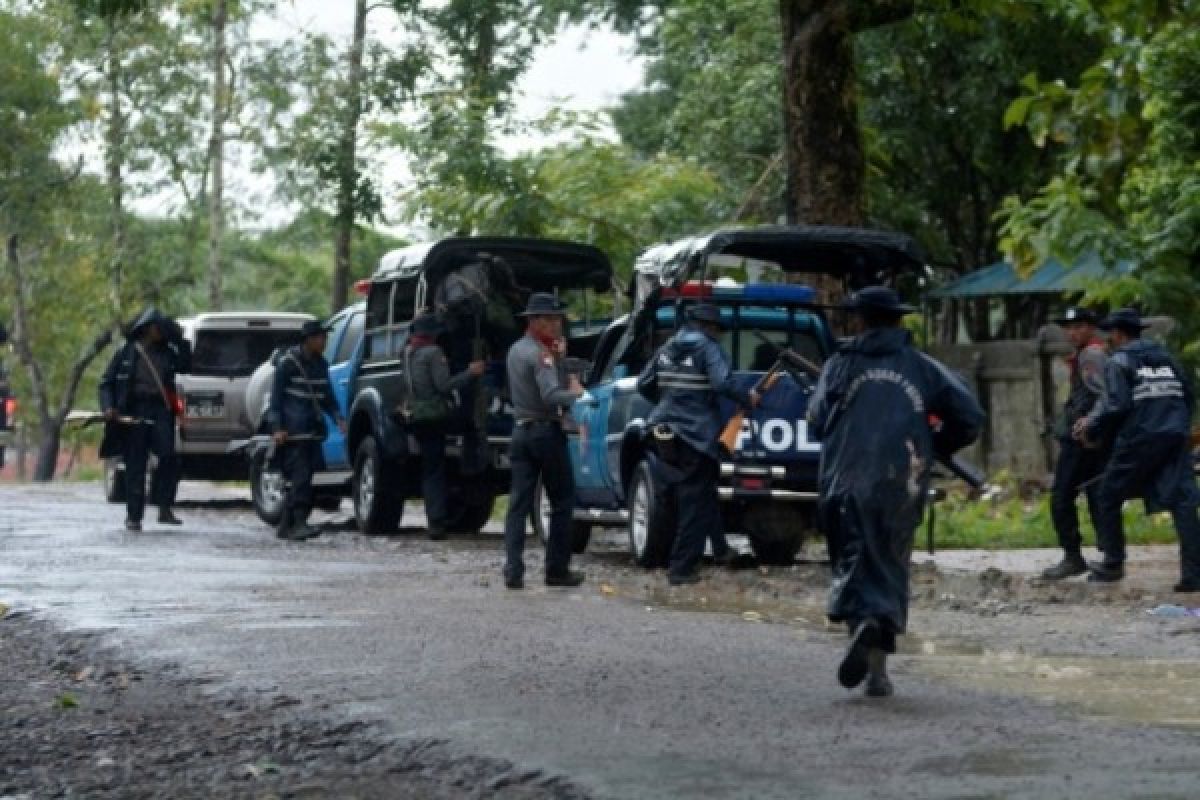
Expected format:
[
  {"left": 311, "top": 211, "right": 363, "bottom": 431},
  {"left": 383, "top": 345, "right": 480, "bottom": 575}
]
[{"left": 928, "top": 254, "right": 1134, "bottom": 299}]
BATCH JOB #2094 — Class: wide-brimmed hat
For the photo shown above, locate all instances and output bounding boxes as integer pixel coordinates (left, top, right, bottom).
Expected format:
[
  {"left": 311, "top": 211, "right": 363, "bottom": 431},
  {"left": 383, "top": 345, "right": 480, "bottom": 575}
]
[
  {"left": 1053, "top": 307, "right": 1099, "bottom": 326},
  {"left": 685, "top": 303, "right": 726, "bottom": 329},
  {"left": 517, "top": 292, "right": 568, "bottom": 317},
  {"left": 300, "top": 319, "right": 332, "bottom": 338},
  {"left": 841, "top": 286, "right": 916, "bottom": 315},
  {"left": 1098, "top": 308, "right": 1149, "bottom": 333},
  {"left": 409, "top": 313, "right": 445, "bottom": 335}
]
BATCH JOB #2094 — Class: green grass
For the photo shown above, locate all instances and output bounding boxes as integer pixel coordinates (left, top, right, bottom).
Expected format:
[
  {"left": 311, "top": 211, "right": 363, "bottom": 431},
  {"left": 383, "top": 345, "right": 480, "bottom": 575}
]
[{"left": 929, "top": 487, "right": 1180, "bottom": 549}]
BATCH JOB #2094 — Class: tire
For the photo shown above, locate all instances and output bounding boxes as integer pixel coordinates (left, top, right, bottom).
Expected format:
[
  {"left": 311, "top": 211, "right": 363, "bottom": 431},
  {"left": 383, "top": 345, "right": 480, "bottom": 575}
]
[
  {"left": 445, "top": 490, "right": 494, "bottom": 534},
  {"left": 533, "top": 479, "right": 592, "bottom": 554},
  {"left": 627, "top": 461, "right": 675, "bottom": 568},
  {"left": 742, "top": 502, "right": 806, "bottom": 565},
  {"left": 103, "top": 459, "right": 127, "bottom": 504},
  {"left": 353, "top": 437, "right": 403, "bottom": 535},
  {"left": 250, "top": 452, "right": 285, "bottom": 526}
]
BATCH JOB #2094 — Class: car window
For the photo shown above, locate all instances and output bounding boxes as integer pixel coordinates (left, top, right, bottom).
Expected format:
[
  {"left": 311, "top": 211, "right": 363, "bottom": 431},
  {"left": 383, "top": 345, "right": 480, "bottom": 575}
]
[
  {"left": 323, "top": 313, "right": 350, "bottom": 361},
  {"left": 334, "top": 312, "right": 364, "bottom": 364},
  {"left": 190, "top": 329, "right": 302, "bottom": 377}
]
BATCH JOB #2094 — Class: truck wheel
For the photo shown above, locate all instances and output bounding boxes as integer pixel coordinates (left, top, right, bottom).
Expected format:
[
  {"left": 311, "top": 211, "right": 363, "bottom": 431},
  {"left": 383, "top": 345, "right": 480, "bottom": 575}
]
[
  {"left": 250, "top": 452, "right": 285, "bottom": 526},
  {"left": 445, "top": 490, "right": 494, "bottom": 534},
  {"left": 742, "top": 503, "right": 806, "bottom": 565},
  {"left": 534, "top": 480, "right": 592, "bottom": 554},
  {"left": 103, "top": 459, "right": 127, "bottom": 504},
  {"left": 627, "top": 461, "right": 675, "bottom": 568},
  {"left": 353, "top": 437, "right": 402, "bottom": 535}
]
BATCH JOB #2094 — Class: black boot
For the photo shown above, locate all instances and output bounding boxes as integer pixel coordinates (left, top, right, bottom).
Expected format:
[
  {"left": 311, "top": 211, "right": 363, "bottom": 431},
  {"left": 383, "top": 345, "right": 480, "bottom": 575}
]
[
  {"left": 1087, "top": 561, "right": 1125, "bottom": 582},
  {"left": 1042, "top": 552, "right": 1087, "bottom": 580},
  {"left": 864, "top": 648, "right": 893, "bottom": 698},
  {"left": 839, "top": 619, "right": 880, "bottom": 689},
  {"left": 157, "top": 508, "right": 183, "bottom": 526}
]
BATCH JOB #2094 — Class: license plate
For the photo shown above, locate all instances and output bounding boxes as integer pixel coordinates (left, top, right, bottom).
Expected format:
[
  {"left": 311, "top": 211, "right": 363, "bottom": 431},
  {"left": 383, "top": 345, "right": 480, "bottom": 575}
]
[{"left": 187, "top": 402, "right": 225, "bottom": 419}]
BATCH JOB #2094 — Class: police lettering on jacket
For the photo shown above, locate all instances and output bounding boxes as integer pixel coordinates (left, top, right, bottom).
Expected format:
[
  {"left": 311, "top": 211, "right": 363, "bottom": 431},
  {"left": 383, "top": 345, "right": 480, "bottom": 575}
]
[{"left": 1085, "top": 339, "right": 1194, "bottom": 444}]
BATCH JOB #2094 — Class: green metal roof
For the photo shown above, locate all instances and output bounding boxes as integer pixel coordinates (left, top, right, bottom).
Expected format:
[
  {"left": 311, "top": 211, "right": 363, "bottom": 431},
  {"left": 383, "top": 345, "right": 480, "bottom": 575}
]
[{"left": 928, "top": 253, "right": 1134, "bottom": 299}]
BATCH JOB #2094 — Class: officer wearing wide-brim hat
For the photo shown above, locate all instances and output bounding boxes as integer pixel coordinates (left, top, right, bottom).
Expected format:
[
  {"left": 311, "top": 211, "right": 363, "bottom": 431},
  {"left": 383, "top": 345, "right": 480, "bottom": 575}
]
[
  {"left": 840, "top": 285, "right": 918, "bottom": 318},
  {"left": 267, "top": 317, "right": 345, "bottom": 541},
  {"left": 1076, "top": 307, "right": 1200, "bottom": 590},
  {"left": 635, "top": 301, "right": 759, "bottom": 586},
  {"left": 1041, "top": 306, "right": 1110, "bottom": 580},
  {"left": 502, "top": 292, "right": 586, "bottom": 589}
]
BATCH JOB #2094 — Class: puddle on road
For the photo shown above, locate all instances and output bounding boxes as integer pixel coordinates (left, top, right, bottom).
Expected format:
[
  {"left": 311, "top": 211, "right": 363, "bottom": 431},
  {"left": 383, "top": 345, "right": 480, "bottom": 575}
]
[{"left": 621, "top": 581, "right": 1200, "bottom": 730}]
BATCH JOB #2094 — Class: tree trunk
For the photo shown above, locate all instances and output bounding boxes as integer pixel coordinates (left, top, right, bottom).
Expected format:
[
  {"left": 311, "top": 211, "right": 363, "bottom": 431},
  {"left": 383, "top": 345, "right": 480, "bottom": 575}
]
[
  {"left": 207, "top": 0, "right": 227, "bottom": 310},
  {"left": 6, "top": 235, "right": 114, "bottom": 482},
  {"left": 777, "top": 0, "right": 865, "bottom": 227},
  {"left": 104, "top": 20, "right": 126, "bottom": 321},
  {"left": 332, "top": 0, "right": 368, "bottom": 313}
]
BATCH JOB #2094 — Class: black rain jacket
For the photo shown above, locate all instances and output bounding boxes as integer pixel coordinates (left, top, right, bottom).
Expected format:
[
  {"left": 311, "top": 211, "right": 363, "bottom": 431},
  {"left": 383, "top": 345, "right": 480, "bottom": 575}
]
[{"left": 807, "top": 327, "right": 984, "bottom": 633}]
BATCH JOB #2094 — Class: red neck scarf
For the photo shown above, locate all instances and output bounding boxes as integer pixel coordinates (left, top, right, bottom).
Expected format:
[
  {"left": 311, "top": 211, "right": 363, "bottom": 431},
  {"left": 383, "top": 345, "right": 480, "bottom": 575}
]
[
  {"left": 531, "top": 330, "right": 559, "bottom": 354},
  {"left": 407, "top": 333, "right": 437, "bottom": 350}
]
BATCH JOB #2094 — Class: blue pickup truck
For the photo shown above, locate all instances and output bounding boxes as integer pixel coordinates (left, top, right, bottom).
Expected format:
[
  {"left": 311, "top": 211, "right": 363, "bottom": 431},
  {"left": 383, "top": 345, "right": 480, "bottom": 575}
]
[{"left": 532, "top": 225, "right": 927, "bottom": 565}]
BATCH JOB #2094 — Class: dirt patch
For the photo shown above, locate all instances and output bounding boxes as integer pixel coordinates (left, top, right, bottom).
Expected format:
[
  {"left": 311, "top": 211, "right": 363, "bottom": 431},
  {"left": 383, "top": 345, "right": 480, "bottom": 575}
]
[{"left": 0, "top": 611, "right": 588, "bottom": 799}]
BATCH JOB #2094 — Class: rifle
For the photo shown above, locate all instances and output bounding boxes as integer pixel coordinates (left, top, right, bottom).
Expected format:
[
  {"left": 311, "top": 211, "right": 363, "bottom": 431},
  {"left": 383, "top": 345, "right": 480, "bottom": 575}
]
[
  {"left": 746, "top": 333, "right": 986, "bottom": 489},
  {"left": 718, "top": 360, "right": 787, "bottom": 455},
  {"left": 65, "top": 410, "right": 153, "bottom": 428}
]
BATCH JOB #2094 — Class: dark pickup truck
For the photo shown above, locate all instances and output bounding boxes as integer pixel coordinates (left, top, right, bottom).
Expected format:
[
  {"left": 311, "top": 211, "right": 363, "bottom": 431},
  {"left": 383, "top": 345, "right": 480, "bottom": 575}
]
[{"left": 346, "top": 237, "right": 613, "bottom": 535}]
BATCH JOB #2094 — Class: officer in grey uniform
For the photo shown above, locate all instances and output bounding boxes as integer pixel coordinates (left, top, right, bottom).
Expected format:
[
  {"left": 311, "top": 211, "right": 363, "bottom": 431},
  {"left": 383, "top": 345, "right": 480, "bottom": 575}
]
[
  {"left": 502, "top": 293, "right": 585, "bottom": 589},
  {"left": 637, "top": 303, "right": 758, "bottom": 585},
  {"left": 1043, "top": 307, "right": 1110, "bottom": 580}
]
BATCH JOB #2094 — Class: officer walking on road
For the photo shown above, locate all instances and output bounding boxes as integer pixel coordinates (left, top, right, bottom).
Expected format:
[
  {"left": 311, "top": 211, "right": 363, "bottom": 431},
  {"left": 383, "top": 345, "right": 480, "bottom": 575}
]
[
  {"left": 502, "top": 293, "right": 585, "bottom": 589},
  {"left": 99, "top": 308, "right": 192, "bottom": 532},
  {"left": 267, "top": 320, "right": 345, "bottom": 542},
  {"left": 1042, "top": 307, "right": 1110, "bottom": 580},
  {"left": 636, "top": 303, "right": 759, "bottom": 585},
  {"left": 405, "top": 312, "right": 485, "bottom": 541},
  {"left": 808, "top": 287, "right": 984, "bottom": 697},
  {"left": 1075, "top": 309, "right": 1200, "bottom": 591}
]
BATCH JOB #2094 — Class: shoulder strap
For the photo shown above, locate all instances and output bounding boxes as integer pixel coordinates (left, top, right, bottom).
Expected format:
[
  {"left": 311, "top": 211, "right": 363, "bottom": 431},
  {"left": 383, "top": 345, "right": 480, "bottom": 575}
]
[{"left": 134, "top": 342, "right": 174, "bottom": 412}]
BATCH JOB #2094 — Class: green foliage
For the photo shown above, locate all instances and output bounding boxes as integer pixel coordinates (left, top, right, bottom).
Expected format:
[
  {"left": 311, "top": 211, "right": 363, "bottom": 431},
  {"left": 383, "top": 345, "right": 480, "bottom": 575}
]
[
  {"left": 931, "top": 484, "right": 1178, "bottom": 549},
  {"left": 998, "top": 0, "right": 1200, "bottom": 350}
]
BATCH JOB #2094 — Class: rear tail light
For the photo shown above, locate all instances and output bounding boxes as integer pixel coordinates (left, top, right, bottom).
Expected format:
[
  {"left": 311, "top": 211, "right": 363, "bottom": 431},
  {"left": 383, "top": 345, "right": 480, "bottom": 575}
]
[
  {"left": 737, "top": 476, "right": 766, "bottom": 491},
  {"left": 4, "top": 396, "right": 15, "bottom": 419},
  {"left": 353, "top": 279, "right": 371, "bottom": 296}
]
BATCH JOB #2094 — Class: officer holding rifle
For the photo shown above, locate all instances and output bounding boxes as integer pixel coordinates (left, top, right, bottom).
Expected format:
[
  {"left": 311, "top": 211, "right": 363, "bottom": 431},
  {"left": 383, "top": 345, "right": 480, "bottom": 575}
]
[
  {"left": 636, "top": 303, "right": 760, "bottom": 586},
  {"left": 807, "top": 287, "right": 984, "bottom": 698}
]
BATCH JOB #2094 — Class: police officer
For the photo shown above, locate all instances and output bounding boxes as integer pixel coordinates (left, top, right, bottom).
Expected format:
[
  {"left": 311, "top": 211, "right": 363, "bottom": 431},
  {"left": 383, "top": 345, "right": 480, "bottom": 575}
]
[
  {"left": 99, "top": 308, "right": 192, "bottom": 532},
  {"left": 1075, "top": 309, "right": 1200, "bottom": 590},
  {"left": 502, "top": 293, "right": 584, "bottom": 589},
  {"left": 808, "top": 287, "right": 984, "bottom": 697},
  {"left": 1043, "top": 307, "right": 1110, "bottom": 580},
  {"left": 636, "top": 303, "right": 759, "bottom": 585},
  {"left": 268, "top": 319, "right": 345, "bottom": 541},
  {"left": 405, "top": 312, "right": 485, "bottom": 541}
]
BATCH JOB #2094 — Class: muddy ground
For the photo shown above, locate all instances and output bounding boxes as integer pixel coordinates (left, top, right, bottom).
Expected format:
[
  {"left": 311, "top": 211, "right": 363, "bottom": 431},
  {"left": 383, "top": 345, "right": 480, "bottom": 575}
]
[{"left": 2, "top": 482, "right": 1200, "bottom": 798}]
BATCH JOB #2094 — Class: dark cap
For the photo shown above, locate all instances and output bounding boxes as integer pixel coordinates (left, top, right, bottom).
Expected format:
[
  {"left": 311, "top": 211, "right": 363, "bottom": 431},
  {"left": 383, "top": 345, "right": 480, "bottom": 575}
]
[
  {"left": 685, "top": 303, "right": 725, "bottom": 328},
  {"left": 1053, "top": 307, "right": 1099, "bottom": 326},
  {"left": 1098, "top": 308, "right": 1149, "bottom": 333},
  {"left": 409, "top": 312, "right": 445, "bottom": 335},
  {"left": 300, "top": 319, "right": 332, "bottom": 338},
  {"left": 517, "top": 292, "right": 568, "bottom": 317},
  {"left": 841, "top": 286, "right": 916, "bottom": 315}
]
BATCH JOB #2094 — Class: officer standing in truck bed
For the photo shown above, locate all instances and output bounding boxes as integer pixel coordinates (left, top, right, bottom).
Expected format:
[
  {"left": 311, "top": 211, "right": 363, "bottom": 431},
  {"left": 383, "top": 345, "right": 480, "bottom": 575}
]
[{"left": 502, "top": 293, "right": 585, "bottom": 590}]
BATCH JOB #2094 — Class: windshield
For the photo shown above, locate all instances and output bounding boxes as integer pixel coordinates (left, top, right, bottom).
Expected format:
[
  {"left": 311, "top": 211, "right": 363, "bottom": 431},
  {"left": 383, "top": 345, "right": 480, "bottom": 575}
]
[{"left": 190, "top": 329, "right": 303, "bottom": 377}]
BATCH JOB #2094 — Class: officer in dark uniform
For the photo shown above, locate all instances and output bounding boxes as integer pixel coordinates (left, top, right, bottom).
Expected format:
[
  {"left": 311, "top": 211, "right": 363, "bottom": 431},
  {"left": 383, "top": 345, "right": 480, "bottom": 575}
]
[
  {"left": 502, "top": 293, "right": 585, "bottom": 589},
  {"left": 405, "top": 312, "right": 484, "bottom": 540},
  {"left": 636, "top": 303, "right": 759, "bottom": 585},
  {"left": 1076, "top": 309, "right": 1200, "bottom": 590},
  {"left": 267, "top": 319, "right": 345, "bottom": 541},
  {"left": 808, "top": 287, "right": 984, "bottom": 697},
  {"left": 98, "top": 308, "right": 191, "bottom": 532},
  {"left": 1043, "top": 307, "right": 1110, "bottom": 580}
]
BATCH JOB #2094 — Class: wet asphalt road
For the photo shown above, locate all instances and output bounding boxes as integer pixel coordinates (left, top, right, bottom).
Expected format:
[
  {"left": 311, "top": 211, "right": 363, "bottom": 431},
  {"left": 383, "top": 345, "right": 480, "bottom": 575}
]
[{"left": 2, "top": 482, "right": 1199, "bottom": 799}]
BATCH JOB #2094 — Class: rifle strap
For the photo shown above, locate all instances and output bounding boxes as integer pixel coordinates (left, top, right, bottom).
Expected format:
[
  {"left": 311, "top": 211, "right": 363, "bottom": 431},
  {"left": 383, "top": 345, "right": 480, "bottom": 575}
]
[{"left": 134, "top": 342, "right": 176, "bottom": 417}]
